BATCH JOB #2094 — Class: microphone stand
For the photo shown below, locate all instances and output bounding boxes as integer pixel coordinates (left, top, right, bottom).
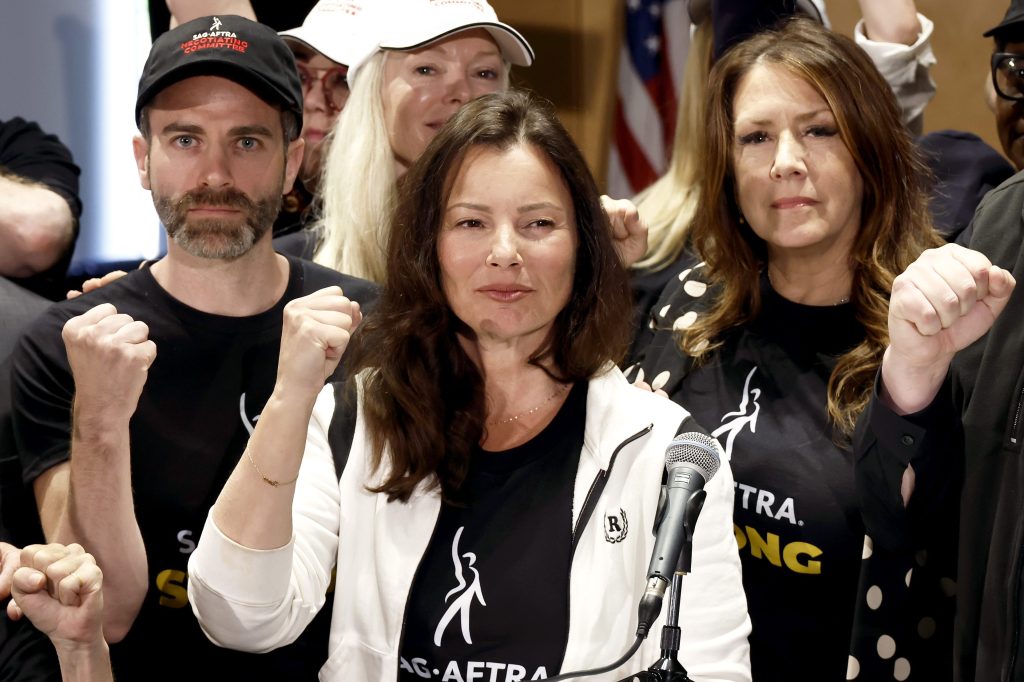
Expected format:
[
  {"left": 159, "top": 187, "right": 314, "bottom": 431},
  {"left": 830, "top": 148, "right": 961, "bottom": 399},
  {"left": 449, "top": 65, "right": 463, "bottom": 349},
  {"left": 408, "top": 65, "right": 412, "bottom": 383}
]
[
  {"left": 551, "top": 452, "right": 714, "bottom": 682},
  {"left": 615, "top": 572, "right": 693, "bottom": 682}
]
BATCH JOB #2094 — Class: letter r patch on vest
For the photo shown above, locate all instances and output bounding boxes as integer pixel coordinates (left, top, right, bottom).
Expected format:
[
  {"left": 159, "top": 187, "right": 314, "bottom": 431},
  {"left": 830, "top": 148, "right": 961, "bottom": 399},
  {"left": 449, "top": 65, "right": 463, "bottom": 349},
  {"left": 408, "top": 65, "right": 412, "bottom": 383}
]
[{"left": 604, "top": 507, "right": 628, "bottom": 543}]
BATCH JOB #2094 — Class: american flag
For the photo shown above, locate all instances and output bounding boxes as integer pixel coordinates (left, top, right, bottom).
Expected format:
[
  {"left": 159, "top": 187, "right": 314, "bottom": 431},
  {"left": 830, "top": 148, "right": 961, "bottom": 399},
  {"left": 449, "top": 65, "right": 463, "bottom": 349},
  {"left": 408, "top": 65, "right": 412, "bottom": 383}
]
[{"left": 607, "top": 0, "right": 690, "bottom": 199}]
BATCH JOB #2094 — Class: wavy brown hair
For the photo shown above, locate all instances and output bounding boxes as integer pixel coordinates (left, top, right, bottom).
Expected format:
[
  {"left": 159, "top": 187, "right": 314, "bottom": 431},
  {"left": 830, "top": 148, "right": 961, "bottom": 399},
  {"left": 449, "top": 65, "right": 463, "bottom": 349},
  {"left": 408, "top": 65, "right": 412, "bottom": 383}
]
[
  {"left": 346, "top": 90, "right": 633, "bottom": 502},
  {"left": 684, "top": 17, "right": 942, "bottom": 436}
]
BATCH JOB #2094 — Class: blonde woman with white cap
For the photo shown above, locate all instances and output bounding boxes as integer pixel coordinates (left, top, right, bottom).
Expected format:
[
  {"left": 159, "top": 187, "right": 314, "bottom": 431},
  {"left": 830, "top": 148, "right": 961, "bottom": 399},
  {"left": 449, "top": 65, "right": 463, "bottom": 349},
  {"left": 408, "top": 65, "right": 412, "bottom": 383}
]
[{"left": 309, "top": 0, "right": 534, "bottom": 282}]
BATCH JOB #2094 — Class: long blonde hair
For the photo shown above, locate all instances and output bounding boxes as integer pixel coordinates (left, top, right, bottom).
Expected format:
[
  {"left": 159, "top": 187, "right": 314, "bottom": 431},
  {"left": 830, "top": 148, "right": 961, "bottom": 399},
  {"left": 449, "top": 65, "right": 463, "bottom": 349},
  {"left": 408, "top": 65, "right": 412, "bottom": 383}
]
[
  {"left": 312, "top": 47, "right": 513, "bottom": 282},
  {"left": 312, "top": 52, "right": 397, "bottom": 281},
  {"left": 632, "top": 21, "right": 713, "bottom": 271}
]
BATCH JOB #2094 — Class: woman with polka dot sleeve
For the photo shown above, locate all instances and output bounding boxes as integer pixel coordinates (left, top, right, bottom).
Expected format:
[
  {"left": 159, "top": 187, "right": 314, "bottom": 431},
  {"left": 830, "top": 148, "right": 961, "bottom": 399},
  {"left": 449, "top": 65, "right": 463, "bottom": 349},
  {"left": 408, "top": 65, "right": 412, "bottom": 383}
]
[{"left": 628, "top": 18, "right": 954, "bottom": 682}]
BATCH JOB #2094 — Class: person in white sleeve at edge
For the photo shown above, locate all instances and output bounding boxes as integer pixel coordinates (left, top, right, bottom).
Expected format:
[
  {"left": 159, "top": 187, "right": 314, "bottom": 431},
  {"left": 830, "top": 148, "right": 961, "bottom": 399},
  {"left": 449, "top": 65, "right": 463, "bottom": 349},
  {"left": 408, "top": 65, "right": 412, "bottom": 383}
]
[{"left": 188, "top": 90, "right": 751, "bottom": 681}]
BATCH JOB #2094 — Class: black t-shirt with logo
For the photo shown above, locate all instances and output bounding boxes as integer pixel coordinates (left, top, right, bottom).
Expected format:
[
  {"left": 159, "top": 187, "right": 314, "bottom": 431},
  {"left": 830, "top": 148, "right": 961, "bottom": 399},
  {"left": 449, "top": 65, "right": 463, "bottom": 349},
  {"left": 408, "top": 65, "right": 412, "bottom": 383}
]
[
  {"left": 11, "top": 255, "right": 376, "bottom": 681},
  {"left": 633, "top": 262, "right": 954, "bottom": 681},
  {"left": 398, "top": 382, "right": 587, "bottom": 682},
  {"left": 667, "top": 281, "right": 863, "bottom": 680}
]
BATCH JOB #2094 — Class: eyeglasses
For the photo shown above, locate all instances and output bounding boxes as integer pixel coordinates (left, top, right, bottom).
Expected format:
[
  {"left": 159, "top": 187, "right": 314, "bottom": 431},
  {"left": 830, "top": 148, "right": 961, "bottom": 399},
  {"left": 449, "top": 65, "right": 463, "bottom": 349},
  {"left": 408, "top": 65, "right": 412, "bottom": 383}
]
[
  {"left": 296, "top": 64, "right": 350, "bottom": 111},
  {"left": 992, "top": 52, "right": 1024, "bottom": 101}
]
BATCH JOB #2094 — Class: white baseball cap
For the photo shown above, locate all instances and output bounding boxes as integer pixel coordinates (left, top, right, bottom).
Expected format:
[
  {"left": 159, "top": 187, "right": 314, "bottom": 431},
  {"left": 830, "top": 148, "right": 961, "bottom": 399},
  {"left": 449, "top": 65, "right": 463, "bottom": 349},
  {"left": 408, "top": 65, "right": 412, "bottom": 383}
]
[
  {"left": 347, "top": 0, "right": 534, "bottom": 85},
  {"left": 279, "top": 0, "right": 376, "bottom": 66}
]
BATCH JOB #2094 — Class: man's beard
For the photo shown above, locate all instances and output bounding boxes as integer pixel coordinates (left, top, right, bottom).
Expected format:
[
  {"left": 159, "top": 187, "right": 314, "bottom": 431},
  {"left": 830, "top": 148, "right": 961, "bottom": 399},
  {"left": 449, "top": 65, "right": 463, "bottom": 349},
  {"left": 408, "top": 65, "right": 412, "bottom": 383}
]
[{"left": 154, "top": 186, "right": 282, "bottom": 260}]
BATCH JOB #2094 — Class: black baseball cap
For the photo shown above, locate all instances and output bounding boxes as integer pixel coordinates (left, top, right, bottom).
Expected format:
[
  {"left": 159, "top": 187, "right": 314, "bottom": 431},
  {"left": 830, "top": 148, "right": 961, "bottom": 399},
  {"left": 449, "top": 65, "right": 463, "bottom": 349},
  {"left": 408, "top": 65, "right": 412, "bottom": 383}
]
[
  {"left": 985, "top": 0, "right": 1024, "bottom": 37},
  {"left": 135, "top": 15, "right": 303, "bottom": 127}
]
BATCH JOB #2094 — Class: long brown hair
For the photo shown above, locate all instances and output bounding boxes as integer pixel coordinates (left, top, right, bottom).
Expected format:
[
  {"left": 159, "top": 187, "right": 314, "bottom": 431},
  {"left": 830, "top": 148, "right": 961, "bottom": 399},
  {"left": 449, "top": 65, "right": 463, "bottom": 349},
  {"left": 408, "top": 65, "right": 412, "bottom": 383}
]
[
  {"left": 346, "top": 90, "right": 633, "bottom": 502},
  {"left": 685, "top": 17, "right": 942, "bottom": 436}
]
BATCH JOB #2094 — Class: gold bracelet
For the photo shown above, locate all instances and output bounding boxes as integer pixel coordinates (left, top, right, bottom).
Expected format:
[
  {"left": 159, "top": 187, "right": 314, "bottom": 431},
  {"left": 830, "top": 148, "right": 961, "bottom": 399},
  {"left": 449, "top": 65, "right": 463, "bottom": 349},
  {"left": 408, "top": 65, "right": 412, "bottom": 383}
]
[{"left": 246, "top": 448, "right": 299, "bottom": 488}]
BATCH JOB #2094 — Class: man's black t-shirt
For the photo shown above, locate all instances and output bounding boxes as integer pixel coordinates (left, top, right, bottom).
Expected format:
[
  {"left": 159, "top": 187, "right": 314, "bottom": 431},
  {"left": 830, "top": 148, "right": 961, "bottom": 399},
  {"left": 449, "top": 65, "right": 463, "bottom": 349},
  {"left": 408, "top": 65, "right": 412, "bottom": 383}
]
[
  {"left": 0, "top": 617, "right": 60, "bottom": 682},
  {"left": 398, "top": 382, "right": 587, "bottom": 682},
  {"left": 11, "top": 254, "right": 376, "bottom": 680}
]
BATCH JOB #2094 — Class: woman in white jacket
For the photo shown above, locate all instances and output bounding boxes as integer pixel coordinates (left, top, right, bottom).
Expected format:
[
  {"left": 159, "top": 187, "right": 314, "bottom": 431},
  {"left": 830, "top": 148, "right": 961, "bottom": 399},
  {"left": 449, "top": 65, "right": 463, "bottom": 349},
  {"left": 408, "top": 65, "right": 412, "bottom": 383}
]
[{"left": 187, "top": 91, "right": 750, "bottom": 682}]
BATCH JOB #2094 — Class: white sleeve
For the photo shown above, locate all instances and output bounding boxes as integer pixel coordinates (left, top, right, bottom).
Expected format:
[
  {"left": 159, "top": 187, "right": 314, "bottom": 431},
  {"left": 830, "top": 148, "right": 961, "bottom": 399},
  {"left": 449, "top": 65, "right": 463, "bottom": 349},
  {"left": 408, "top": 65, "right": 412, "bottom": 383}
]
[
  {"left": 855, "top": 13, "right": 936, "bottom": 134},
  {"left": 679, "top": 451, "right": 752, "bottom": 681},
  {"left": 187, "top": 386, "right": 342, "bottom": 652}
]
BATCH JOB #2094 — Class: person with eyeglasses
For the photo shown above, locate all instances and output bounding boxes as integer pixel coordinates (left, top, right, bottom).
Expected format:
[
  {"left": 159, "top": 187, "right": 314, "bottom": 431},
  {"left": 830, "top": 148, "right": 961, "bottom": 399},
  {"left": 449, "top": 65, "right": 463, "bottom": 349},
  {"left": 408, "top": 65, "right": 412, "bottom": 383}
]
[
  {"left": 989, "top": 2, "right": 1024, "bottom": 174},
  {"left": 275, "top": 1, "right": 370, "bottom": 238},
  {"left": 916, "top": 1, "right": 1024, "bottom": 246}
]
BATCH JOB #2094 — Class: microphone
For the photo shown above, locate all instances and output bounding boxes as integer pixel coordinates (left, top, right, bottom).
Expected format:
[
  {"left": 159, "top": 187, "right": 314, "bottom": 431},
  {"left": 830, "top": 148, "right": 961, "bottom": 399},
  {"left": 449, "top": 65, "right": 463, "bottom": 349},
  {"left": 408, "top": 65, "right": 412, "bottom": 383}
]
[{"left": 635, "top": 432, "right": 721, "bottom": 637}]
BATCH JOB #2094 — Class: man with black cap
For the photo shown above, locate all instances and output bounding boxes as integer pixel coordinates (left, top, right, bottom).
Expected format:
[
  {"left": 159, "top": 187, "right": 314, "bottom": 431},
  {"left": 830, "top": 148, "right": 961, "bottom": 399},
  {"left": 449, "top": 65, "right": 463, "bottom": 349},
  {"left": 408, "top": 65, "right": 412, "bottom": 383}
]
[
  {"left": 5, "top": 14, "right": 373, "bottom": 679},
  {"left": 987, "top": 0, "right": 1024, "bottom": 172},
  {"left": 854, "top": 4, "right": 1024, "bottom": 680},
  {"left": 916, "top": 0, "right": 1024, "bottom": 244}
]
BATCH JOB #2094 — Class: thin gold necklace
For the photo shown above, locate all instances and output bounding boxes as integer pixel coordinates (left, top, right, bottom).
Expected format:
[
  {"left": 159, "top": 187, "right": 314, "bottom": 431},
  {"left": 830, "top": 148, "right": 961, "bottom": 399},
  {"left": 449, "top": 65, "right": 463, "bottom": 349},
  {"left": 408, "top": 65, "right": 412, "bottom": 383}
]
[{"left": 489, "top": 383, "right": 569, "bottom": 426}]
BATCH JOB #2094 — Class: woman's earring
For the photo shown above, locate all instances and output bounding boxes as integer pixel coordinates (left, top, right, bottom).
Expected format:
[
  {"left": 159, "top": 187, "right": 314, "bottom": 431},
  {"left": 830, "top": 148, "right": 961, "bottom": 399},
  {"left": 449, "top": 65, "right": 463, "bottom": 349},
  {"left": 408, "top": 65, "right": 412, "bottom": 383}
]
[{"left": 738, "top": 214, "right": 746, "bottom": 225}]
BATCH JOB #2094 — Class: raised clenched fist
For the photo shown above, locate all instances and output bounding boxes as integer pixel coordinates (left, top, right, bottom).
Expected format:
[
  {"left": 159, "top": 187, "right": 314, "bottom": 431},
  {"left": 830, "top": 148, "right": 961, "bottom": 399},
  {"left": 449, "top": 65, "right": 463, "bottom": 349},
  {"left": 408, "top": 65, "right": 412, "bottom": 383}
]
[
  {"left": 276, "top": 286, "right": 362, "bottom": 399},
  {"left": 882, "top": 243, "right": 1016, "bottom": 414},
  {"left": 62, "top": 303, "right": 157, "bottom": 423},
  {"left": 8, "top": 543, "right": 105, "bottom": 648}
]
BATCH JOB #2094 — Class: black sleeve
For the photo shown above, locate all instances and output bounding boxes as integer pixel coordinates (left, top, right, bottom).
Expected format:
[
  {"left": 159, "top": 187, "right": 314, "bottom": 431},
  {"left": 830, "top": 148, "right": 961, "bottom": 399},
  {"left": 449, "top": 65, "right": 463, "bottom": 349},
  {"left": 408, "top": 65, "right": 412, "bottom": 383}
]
[
  {"left": 0, "top": 279, "right": 52, "bottom": 545},
  {"left": 10, "top": 307, "right": 77, "bottom": 486},
  {"left": 853, "top": 372, "right": 963, "bottom": 552},
  {"left": 0, "top": 117, "right": 82, "bottom": 221},
  {"left": 0, "top": 118, "right": 83, "bottom": 299},
  {"left": 625, "top": 258, "right": 703, "bottom": 402},
  {"left": 628, "top": 262, "right": 681, "bottom": 358},
  {"left": 626, "top": 254, "right": 698, "bottom": 368}
]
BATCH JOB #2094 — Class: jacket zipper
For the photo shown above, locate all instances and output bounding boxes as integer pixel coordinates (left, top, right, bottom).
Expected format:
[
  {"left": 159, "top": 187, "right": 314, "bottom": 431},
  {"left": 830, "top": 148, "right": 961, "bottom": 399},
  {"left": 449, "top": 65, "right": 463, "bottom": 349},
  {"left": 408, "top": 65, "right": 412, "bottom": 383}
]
[
  {"left": 570, "top": 423, "right": 654, "bottom": 545},
  {"left": 560, "top": 423, "right": 654, "bottom": 675},
  {"left": 1010, "top": 388, "right": 1024, "bottom": 446}
]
